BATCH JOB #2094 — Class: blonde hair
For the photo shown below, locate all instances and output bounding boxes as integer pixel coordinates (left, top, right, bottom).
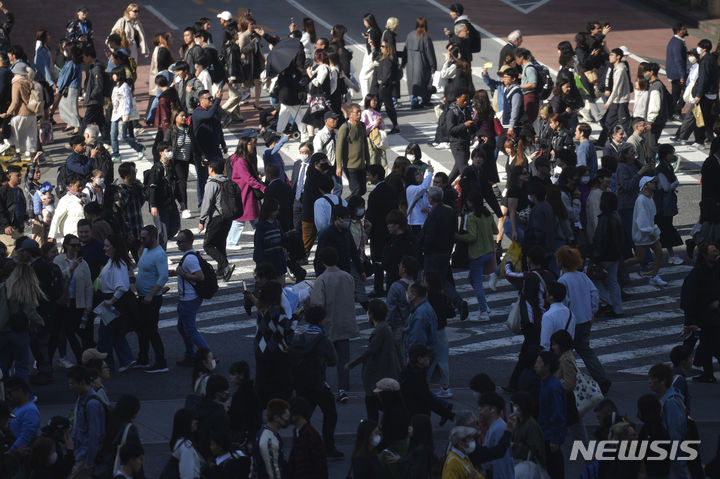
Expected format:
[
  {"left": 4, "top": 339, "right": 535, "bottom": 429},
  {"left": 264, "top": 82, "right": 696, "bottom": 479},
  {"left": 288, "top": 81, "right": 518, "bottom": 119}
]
[
  {"left": 124, "top": 3, "right": 139, "bottom": 18},
  {"left": 113, "top": 29, "right": 131, "bottom": 50},
  {"left": 386, "top": 17, "right": 399, "bottom": 31},
  {"left": 6, "top": 262, "right": 47, "bottom": 307}
]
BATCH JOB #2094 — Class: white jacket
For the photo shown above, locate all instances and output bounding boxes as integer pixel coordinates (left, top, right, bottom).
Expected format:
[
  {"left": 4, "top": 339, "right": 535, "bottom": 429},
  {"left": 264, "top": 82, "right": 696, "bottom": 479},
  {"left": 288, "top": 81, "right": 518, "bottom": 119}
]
[
  {"left": 48, "top": 193, "right": 85, "bottom": 241},
  {"left": 632, "top": 194, "right": 660, "bottom": 246},
  {"left": 607, "top": 61, "right": 631, "bottom": 104}
]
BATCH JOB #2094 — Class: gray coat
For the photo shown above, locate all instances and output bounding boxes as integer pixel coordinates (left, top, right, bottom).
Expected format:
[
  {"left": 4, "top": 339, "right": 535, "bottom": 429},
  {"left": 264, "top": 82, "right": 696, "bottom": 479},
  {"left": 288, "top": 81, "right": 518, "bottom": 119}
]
[
  {"left": 403, "top": 31, "right": 437, "bottom": 99},
  {"left": 347, "top": 321, "right": 401, "bottom": 395}
]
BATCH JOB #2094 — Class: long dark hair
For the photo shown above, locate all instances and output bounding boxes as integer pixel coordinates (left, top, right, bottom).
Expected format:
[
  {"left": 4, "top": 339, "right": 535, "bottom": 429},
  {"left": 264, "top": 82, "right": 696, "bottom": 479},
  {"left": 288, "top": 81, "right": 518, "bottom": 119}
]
[
  {"left": 362, "top": 13, "right": 380, "bottom": 32},
  {"left": 112, "top": 66, "right": 128, "bottom": 86},
  {"left": 104, "top": 394, "right": 141, "bottom": 451},
  {"left": 191, "top": 348, "right": 212, "bottom": 388},
  {"left": 352, "top": 419, "right": 378, "bottom": 458},
  {"left": 330, "top": 24, "right": 346, "bottom": 46},
  {"left": 234, "top": 136, "right": 259, "bottom": 178},
  {"left": 468, "top": 191, "right": 492, "bottom": 218},
  {"left": 302, "top": 18, "right": 316, "bottom": 43},
  {"left": 169, "top": 409, "right": 197, "bottom": 450},
  {"left": 449, "top": 46, "right": 471, "bottom": 74},
  {"left": 415, "top": 17, "right": 429, "bottom": 39},
  {"left": 104, "top": 233, "right": 132, "bottom": 268},
  {"left": 473, "top": 90, "right": 495, "bottom": 120}
]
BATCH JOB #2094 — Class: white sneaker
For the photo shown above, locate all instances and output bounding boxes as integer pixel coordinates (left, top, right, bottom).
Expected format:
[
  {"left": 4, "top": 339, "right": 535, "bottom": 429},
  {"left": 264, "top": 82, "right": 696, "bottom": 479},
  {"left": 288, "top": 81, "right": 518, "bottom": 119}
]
[
  {"left": 669, "top": 256, "right": 684, "bottom": 265},
  {"left": 479, "top": 310, "right": 491, "bottom": 321},
  {"left": 434, "top": 142, "right": 451, "bottom": 150},
  {"left": 437, "top": 387, "right": 453, "bottom": 398},
  {"left": 0, "top": 140, "right": 11, "bottom": 154},
  {"left": 488, "top": 273, "right": 498, "bottom": 292},
  {"left": 690, "top": 142, "right": 705, "bottom": 150},
  {"left": 181, "top": 209, "right": 192, "bottom": 219},
  {"left": 57, "top": 357, "right": 74, "bottom": 368},
  {"left": 649, "top": 275, "right": 668, "bottom": 287}
]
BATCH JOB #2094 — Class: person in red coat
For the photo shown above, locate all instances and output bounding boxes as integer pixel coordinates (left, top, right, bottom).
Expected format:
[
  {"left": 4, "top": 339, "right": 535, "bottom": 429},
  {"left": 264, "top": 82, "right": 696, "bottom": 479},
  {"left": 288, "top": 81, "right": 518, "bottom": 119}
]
[
  {"left": 287, "top": 396, "right": 329, "bottom": 479},
  {"left": 152, "top": 75, "right": 180, "bottom": 161},
  {"left": 227, "top": 136, "right": 266, "bottom": 247}
]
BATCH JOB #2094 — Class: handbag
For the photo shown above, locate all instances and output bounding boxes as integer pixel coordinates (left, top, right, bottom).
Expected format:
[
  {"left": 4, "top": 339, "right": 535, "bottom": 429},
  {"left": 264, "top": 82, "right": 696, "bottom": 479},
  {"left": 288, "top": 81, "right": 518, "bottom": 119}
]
[
  {"left": 493, "top": 117, "right": 505, "bottom": 136},
  {"left": 368, "top": 127, "right": 387, "bottom": 150},
  {"left": 517, "top": 206, "right": 532, "bottom": 225},
  {"left": 574, "top": 369, "right": 604, "bottom": 417},
  {"left": 585, "top": 261, "right": 607, "bottom": 281},
  {"left": 39, "top": 121, "right": 54, "bottom": 145},
  {"left": 693, "top": 103, "right": 704, "bottom": 128},
  {"left": 505, "top": 298, "right": 523, "bottom": 334},
  {"left": 309, "top": 96, "right": 329, "bottom": 114},
  {"left": 584, "top": 69, "right": 599, "bottom": 84},
  {"left": 499, "top": 240, "right": 523, "bottom": 277}
]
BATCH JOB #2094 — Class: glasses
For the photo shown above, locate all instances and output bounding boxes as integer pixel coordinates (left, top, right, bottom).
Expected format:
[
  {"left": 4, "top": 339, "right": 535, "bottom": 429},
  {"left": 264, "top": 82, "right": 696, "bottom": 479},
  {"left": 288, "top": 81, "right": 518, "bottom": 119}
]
[{"left": 130, "top": 9, "right": 139, "bottom": 12}]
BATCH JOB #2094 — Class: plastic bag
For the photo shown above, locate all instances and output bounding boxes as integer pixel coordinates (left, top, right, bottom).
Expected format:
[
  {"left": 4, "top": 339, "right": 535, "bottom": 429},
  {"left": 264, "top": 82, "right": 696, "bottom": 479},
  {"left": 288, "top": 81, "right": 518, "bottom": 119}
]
[{"left": 499, "top": 241, "right": 522, "bottom": 277}]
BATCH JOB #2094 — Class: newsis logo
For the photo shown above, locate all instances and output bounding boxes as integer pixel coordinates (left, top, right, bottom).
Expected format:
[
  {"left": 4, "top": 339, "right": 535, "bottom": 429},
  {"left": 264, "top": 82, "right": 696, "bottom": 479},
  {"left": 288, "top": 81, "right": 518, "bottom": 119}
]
[{"left": 570, "top": 440, "right": 701, "bottom": 461}]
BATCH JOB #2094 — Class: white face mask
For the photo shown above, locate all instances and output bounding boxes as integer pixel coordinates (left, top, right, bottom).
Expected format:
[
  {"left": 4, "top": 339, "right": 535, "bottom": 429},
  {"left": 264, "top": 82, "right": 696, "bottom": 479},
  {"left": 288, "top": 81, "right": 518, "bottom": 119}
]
[
  {"left": 689, "top": 56, "right": 698, "bottom": 64},
  {"left": 371, "top": 435, "right": 381, "bottom": 447},
  {"left": 581, "top": 176, "right": 590, "bottom": 184},
  {"left": 465, "top": 440, "right": 476, "bottom": 453},
  {"left": 165, "top": 151, "right": 174, "bottom": 160},
  {"left": 299, "top": 153, "right": 309, "bottom": 162},
  {"left": 553, "top": 166, "right": 563, "bottom": 176},
  {"left": 96, "top": 177, "right": 105, "bottom": 187},
  {"left": 697, "top": 46, "right": 704, "bottom": 55},
  {"left": 527, "top": 194, "right": 534, "bottom": 203},
  {"left": 406, "top": 154, "right": 416, "bottom": 162},
  {"left": 470, "top": 140, "right": 480, "bottom": 150},
  {"left": 49, "top": 452, "right": 58, "bottom": 465},
  {"left": 174, "top": 75, "right": 182, "bottom": 84},
  {"left": 356, "top": 208, "right": 365, "bottom": 216},
  {"left": 210, "top": 359, "right": 217, "bottom": 370}
]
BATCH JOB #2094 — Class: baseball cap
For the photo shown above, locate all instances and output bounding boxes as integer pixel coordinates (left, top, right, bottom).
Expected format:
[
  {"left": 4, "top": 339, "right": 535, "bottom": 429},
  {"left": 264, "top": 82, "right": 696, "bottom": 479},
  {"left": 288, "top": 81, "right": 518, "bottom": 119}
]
[
  {"left": 217, "top": 11, "right": 232, "bottom": 21},
  {"left": 81, "top": 348, "right": 108, "bottom": 364},
  {"left": 373, "top": 377, "right": 400, "bottom": 393},
  {"left": 0, "top": 401, "right": 15, "bottom": 418},
  {"left": 323, "top": 111, "right": 339, "bottom": 121},
  {"left": 41, "top": 416, "right": 71, "bottom": 435},
  {"left": 638, "top": 176, "right": 655, "bottom": 192},
  {"left": 16, "top": 238, "right": 39, "bottom": 252}
]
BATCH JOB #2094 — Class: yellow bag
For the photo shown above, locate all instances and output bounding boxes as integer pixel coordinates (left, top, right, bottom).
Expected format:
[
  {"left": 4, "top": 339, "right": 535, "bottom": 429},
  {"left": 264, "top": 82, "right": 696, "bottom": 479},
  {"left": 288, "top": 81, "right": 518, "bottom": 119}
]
[
  {"left": 693, "top": 104, "right": 704, "bottom": 128},
  {"left": 499, "top": 241, "right": 523, "bottom": 277}
]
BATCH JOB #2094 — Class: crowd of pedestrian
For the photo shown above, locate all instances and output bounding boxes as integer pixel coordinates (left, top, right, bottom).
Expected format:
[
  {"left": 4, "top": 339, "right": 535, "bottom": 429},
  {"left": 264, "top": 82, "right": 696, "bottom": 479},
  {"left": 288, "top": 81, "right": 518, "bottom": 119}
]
[{"left": 0, "top": 2, "right": 719, "bottom": 479}]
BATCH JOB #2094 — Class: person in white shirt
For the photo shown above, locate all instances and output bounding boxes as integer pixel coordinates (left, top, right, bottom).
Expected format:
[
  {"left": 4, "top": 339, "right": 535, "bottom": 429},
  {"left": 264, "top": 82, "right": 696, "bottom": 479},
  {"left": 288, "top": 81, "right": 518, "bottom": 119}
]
[
  {"left": 81, "top": 169, "right": 105, "bottom": 205},
  {"left": 195, "top": 59, "right": 212, "bottom": 92},
  {"left": 540, "top": 281, "right": 575, "bottom": 350},
  {"left": 175, "top": 229, "right": 211, "bottom": 367},
  {"left": 114, "top": 442, "right": 144, "bottom": 479},
  {"left": 626, "top": 176, "right": 666, "bottom": 286},
  {"left": 313, "top": 112, "right": 342, "bottom": 196},
  {"left": 313, "top": 175, "right": 346, "bottom": 233},
  {"left": 48, "top": 175, "right": 86, "bottom": 242},
  {"left": 405, "top": 164, "right": 434, "bottom": 233}
]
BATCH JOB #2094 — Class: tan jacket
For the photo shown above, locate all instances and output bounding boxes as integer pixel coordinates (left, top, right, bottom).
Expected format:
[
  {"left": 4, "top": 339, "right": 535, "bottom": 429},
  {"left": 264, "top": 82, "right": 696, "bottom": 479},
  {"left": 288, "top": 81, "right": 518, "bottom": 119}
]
[
  {"left": 309, "top": 266, "right": 358, "bottom": 341},
  {"left": 556, "top": 350, "right": 578, "bottom": 393},
  {"left": 7, "top": 76, "right": 33, "bottom": 117},
  {"left": 54, "top": 254, "right": 94, "bottom": 310},
  {"left": 110, "top": 16, "right": 147, "bottom": 55}
]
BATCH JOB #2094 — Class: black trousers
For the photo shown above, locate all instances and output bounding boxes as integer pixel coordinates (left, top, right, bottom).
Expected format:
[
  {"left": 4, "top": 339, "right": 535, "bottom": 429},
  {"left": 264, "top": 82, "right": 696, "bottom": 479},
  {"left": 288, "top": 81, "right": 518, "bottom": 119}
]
[
  {"left": 509, "top": 321, "right": 540, "bottom": 390},
  {"left": 204, "top": 216, "right": 232, "bottom": 274},
  {"left": 670, "top": 79, "right": 685, "bottom": 116},
  {"left": 136, "top": 295, "right": 165, "bottom": 365},
  {"left": 174, "top": 160, "right": 190, "bottom": 207},
  {"left": 604, "top": 102, "right": 630, "bottom": 135},
  {"left": 449, "top": 144, "right": 470, "bottom": 183},
  {"left": 545, "top": 442, "right": 565, "bottom": 479},
  {"left": 378, "top": 85, "right": 398, "bottom": 127},
  {"left": 297, "top": 387, "right": 338, "bottom": 450},
  {"left": 675, "top": 107, "right": 702, "bottom": 143},
  {"left": 48, "top": 306, "right": 84, "bottom": 363},
  {"left": 697, "top": 320, "right": 720, "bottom": 377},
  {"left": 345, "top": 168, "right": 367, "bottom": 197},
  {"left": 698, "top": 96, "right": 717, "bottom": 144},
  {"left": 81, "top": 104, "right": 105, "bottom": 137}
]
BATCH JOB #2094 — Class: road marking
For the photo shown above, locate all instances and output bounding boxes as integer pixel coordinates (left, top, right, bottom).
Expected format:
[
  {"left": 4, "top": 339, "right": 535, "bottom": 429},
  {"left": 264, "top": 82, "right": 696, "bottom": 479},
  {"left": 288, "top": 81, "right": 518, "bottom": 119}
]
[
  {"left": 143, "top": 5, "right": 180, "bottom": 30},
  {"left": 497, "top": 0, "right": 551, "bottom": 14}
]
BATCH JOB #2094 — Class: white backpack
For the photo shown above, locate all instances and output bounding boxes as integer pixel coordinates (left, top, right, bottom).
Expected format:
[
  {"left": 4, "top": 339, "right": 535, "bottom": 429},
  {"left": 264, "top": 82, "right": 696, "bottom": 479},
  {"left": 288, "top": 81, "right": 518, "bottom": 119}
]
[{"left": 26, "top": 81, "right": 44, "bottom": 115}]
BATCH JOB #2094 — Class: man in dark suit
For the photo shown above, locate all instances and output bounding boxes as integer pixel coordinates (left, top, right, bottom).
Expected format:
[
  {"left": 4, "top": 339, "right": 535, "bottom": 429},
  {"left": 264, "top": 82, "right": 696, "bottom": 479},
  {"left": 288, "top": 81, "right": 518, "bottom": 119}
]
[
  {"left": 264, "top": 164, "right": 293, "bottom": 233},
  {"left": 366, "top": 164, "right": 397, "bottom": 296},
  {"left": 301, "top": 152, "right": 333, "bottom": 255},
  {"left": 422, "top": 186, "right": 468, "bottom": 320},
  {"left": 290, "top": 142, "right": 313, "bottom": 233},
  {"left": 665, "top": 23, "right": 688, "bottom": 117}
]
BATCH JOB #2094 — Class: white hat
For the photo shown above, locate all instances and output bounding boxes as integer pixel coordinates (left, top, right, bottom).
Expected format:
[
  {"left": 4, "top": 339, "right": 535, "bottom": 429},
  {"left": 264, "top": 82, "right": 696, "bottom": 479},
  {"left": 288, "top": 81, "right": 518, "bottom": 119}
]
[
  {"left": 638, "top": 176, "right": 655, "bottom": 192},
  {"left": 217, "top": 11, "right": 232, "bottom": 21}
]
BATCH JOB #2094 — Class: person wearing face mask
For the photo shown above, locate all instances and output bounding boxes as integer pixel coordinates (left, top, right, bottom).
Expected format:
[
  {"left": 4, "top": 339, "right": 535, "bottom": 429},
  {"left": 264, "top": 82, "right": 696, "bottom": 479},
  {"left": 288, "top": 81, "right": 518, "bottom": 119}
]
[
  {"left": 191, "top": 348, "right": 217, "bottom": 395},
  {"left": 147, "top": 142, "right": 184, "bottom": 248},
  {"left": 254, "top": 399, "right": 291, "bottom": 479},
  {"left": 252, "top": 198, "right": 286, "bottom": 278},
  {"left": 692, "top": 39, "right": 719, "bottom": 147},
  {"left": 443, "top": 426, "right": 482, "bottom": 478},
  {"left": 666, "top": 23, "right": 689, "bottom": 118},
  {"left": 26, "top": 436, "right": 63, "bottom": 479},
  {"left": 290, "top": 142, "right": 313, "bottom": 233},
  {"left": 194, "top": 374, "right": 232, "bottom": 460},
  {"left": 673, "top": 50, "right": 702, "bottom": 145},
  {"left": 38, "top": 416, "right": 75, "bottom": 479},
  {"left": 48, "top": 176, "right": 86, "bottom": 242},
  {"left": 82, "top": 169, "right": 105, "bottom": 205}
]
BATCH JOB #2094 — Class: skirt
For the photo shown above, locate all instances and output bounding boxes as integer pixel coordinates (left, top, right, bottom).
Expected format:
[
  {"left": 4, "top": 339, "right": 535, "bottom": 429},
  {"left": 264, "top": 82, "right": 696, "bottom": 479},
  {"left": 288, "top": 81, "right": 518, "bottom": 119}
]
[
  {"left": 656, "top": 215, "right": 683, "bottom": 249},
  {"left": 59, "top": 86, "right": 81, "bottom": 128},
  {"left": 9, "top": 115, "right": 38, "bottom": 153}
]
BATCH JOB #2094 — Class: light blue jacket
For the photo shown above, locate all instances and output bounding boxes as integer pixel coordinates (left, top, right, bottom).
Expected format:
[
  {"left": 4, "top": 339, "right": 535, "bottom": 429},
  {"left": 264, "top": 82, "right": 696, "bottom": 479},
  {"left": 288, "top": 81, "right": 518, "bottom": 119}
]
[
  {"left": 57, "top": 60, "right": 82, "bottom": 92},
  {"left": 33, "top": 44, "right": 54, "bottom": 85},
  {"left": 404, "top": 299, "right": 438, "bottom": 354}
]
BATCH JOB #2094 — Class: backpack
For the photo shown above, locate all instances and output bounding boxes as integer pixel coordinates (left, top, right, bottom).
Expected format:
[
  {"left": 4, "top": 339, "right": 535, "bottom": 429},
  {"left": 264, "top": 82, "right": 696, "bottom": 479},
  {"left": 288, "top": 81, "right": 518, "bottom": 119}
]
[
  {"left": 209, "top": 177, "right": 244, "bottom": 220},
  {"left": 55, "top": 166, "right": 67, "bottom": 199},
  {"left": 142, "top": 168, "right": 152, "bottom": 200},
  {"left": 127, "top": 56, "right": 138, "bottom": 82},
  {"left": 80, "top": 394, "right": 114, "bottom": 474},
  {"left": 531, "top": 60, "right": 554, "bottom": 100},
  {"left": 180, "top": 251, "right": 218, "bottom": 300},
  {"left": 26, "top": 81, "right": 45, "bottom": 115},
  {"left": 93, "top": 144, "right": 114, "bottom": 184},
  {"left": 466, "top": 22, "right": 481, "bottom": 53}
]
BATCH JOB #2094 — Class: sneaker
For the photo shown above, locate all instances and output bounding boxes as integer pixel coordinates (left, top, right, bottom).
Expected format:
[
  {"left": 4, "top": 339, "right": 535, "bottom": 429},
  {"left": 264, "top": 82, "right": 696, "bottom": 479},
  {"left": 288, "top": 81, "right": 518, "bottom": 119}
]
[
  {"left": 488, "top": 273, "right": 498, "bottom": 292},
  {"left": 137, "top": 146, "right": 146, "bottom": 160},
  {"left": 111, "top": 155, "right": 122, "bottom": 163},
  {"left": 133, "top": 362, "right": 150, "bottom": 369},
  {"left": 336, "top": 390, "right": 349, "bottom": 403},
  {"left": 223, "top": 264, "right": 236, "bottom": 282},
  {"left": 668, "top": 255, "right": 684, "bottom": 265},
  {"left": 176, "top": 357, "right": 194, "bottom": 367},
  {"left": 0, "top": 140, "right": 11, "bottom": 154},
  {"left": 135, "top": 127, "right": 146, "bottom": 136},
  {"left": 118, "top": 361, "right": 136, "bottom": 373},
  {"left": 479, "top": 310, "right": 491, "bottom": 321},
  {"left": 181, "top": 209, "right": 192, "bottom": 219},
  {"left": 146, "top": 362, "right": 169, "bottom": 373},
  {"left": 649, "top": 275, "right": 668, "bottom": 287},
  {"left": 57, "top": 357, "right": 74, "bottom": 368},
  {"left": 459, "top": 300, "right": 469, "bottom": 321},
  {"left": 239, "top": 91, "right": 251, "bottom": 103},
  {"left": 437, "top": 387, "right": 453, "bottom": 398},
  {"left": 434, "top": 142, "right": 451, "bottom": 150},
  {"left": 690, "top": 142, "right": 705, "bottom": 150}
]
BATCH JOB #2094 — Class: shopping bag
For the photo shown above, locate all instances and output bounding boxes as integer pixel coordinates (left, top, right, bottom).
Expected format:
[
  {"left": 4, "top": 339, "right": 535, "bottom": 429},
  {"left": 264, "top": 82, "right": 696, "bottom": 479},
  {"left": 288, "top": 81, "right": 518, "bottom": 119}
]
[
  {"left": 693, "top": 104, "right": 704, "bottom": 128},
  {"left": 505, "top": 298, "right": 523, "bottom": 334},
  {"left": 499, "top": 241, "right": 522, "bottom": 277},
  {"left": 574, "top": 370, "right": 604, "bottom": 416}
]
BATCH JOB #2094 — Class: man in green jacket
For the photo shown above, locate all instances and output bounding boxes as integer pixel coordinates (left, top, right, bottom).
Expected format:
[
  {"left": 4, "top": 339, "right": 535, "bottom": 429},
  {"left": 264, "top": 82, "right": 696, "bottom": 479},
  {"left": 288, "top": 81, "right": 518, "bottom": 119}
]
[{"left": 335, "top": 104, "right": 370, "bottom": 196}]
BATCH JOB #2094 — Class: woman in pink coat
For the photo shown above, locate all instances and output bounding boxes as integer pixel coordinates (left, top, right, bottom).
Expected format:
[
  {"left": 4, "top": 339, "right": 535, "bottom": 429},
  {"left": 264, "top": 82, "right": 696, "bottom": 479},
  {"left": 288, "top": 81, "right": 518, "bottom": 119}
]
[{"left": 226, "top": 136, "right": 266, "bottom": 248}]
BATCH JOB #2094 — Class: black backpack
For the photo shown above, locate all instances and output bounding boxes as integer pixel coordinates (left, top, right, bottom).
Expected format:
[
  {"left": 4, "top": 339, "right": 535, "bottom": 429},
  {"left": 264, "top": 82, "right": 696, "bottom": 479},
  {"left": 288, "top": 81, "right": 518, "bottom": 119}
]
[
  {"left": 210, "top": 177, "right": 244, "bottom": 220},
  {"left": 467, "top": 23, "right": 481, "bottom": 53},
  {"left": 180, "top": 251, "right": 218, "bottom": 300},
  {"left": 531, "top": 60, "right": 554, "bottom": 100},
  {"left": 55, "top": 166, "right": 67, "bottom": 199}
]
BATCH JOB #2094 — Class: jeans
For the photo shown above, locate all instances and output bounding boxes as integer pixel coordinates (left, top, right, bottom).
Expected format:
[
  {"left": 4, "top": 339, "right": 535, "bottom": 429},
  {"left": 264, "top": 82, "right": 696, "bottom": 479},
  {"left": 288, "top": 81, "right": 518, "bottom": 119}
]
[
  {"left": 0, "top": 331, "right": 31, "bottom": 386},
  {"left": 136, "top": 295, "right": 165, "bottom": 365},
  {"left": 332, "top": 175, "right": 343, "bottom": 197},
  {"left": 424, "top": 253, "right": 462, "bottom": 309},
  {"left": 345, "top": 168, "right": 367, "bottom": 197},
  {"left": 177, "top": 297, "right": 208, "bottom": 358},
  {"left": 468, "top": 252, "right": 493, "bottom": 312},
  {"left": 574, "top": 320, "right": 608, "bottom": 387},
  {"left": 153, "top": 206, "right": 180, "bottom": 249},
  {"left": 204, "top": 216, "right": 232, "bottom": 274},
  {"left": 350, "top": 265, "right": 368, "bottom": 305},
  {"left": 226, "top": 219, "right": 256, "bottom": 248},
  {"left": 504, "top": 216, "right": 525, "bottom": 245},
  {"left": 97, "top": 322, "right": 135, "bottom": 371},
  {"left": 597, "top": 261, "right": 623, "bottom": 314},
  {"left": 429, "top": 328, "right": 450, "bottom": 385},
  {"left": 333, "top": 339, "right": 350, "bottom": 391},
  {"left": 110, "top": 120, "right": 144, "bottom": 156}
]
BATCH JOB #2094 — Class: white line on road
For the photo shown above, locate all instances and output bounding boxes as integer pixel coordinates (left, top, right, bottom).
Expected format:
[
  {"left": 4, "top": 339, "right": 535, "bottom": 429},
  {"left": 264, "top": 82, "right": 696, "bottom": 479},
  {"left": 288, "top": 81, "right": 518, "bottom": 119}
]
[{"left": 143, "top": 5, "right": 179, "bottom": 30}]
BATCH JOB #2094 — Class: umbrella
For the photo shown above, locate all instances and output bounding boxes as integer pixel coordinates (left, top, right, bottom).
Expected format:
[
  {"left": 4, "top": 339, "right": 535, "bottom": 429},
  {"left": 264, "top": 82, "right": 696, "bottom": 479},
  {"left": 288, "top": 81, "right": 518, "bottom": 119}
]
[{"left": 265, "top": 38, "right": 303, "bottom": 77}]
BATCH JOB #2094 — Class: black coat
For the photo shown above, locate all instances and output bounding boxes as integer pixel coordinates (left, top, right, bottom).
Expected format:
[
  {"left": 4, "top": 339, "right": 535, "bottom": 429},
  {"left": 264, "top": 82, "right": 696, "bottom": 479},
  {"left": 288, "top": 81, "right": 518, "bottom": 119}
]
[
  {"left": 0, "top": 184, "right": 24, "bottom": 230},
  {"left": 84, "top": 60, "right": 105, "bottom": 106},
  {"left": 445, "top": 102, "right": 476, "bottom": 145},
  {"left": 593, "top": 211, "right": 624, "bottom": 261},
  {"left": 399, "top": 363, "right": 435, "bottom": 417},
  {"left": 301, "top": 166, "right": 329, "bottom": 223},
  {"left": 147, "top": 161, "right": 182, "bottom": 209},
  {"left": 315, "top": 224, "right": 362, "bottom": 275},
  {"left": 367, "top": 181, "right": 397, "bottom": 243},
  {"left": 276, "top": 65, "right": 304, "bottom": 106},
  {"left": 265, "top": 178, "right": 293, "bottom": 232},
  {"left": 228, "top": 379, "right": 262, "bottom": 442},
  {"left": 377, "top": 390, "right": 410, "bottom": 449},
  {"left": 459, "top": 165, "right": 502, "bottom": 217},
  {"left": 422, "top": 203, "right": 457, "bottom": 255},
  {"left": 382, "top": 232, "right": 417, "bottom": 285},
  {"left": 701, "top": 154, "right": 720, "bottom": 222},
  {"left": 693, "top": 53, "right": 720, "bottom": 98}
]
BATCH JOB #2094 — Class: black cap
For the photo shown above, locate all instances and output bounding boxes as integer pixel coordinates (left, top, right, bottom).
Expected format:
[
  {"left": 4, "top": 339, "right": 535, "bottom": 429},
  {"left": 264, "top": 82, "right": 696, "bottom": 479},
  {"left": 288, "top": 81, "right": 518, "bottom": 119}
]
[
  {"left": 323, "top": 111, "right": 338, "bottom": 121},
  {"left": 263, "top": 130, "right": 280, "bottom": 146},
  {"left": 77, "top": 5, "right": 89, "bottom": 12},
  {"left": 41, "top": 416, "right": 71, "bottom": 435},
  {"left": 0, "top": 401, "right": 15, "bottom": 418}
]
